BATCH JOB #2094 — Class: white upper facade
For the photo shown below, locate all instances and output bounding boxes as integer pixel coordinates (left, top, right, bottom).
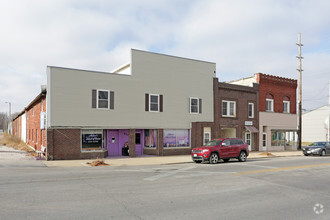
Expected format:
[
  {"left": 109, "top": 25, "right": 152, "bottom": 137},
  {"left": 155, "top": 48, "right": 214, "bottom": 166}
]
[{"left": 46, "top": 49, "right": 216, "bottom": 129}]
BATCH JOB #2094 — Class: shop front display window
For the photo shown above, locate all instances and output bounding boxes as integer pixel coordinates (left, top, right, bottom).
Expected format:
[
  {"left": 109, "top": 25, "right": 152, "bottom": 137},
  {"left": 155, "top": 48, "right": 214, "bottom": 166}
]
[
  {"left": 271, "top": 130, "right": 297, "bottom": 147},
  {"left": 144, "top": 129, "right": 157, "bottom": 148},
  {"left": 81, "top": 129, "right": 103, "bottom": 151},
  {"left": 163, "top": 130, "right": 190, "bottom": 148}
]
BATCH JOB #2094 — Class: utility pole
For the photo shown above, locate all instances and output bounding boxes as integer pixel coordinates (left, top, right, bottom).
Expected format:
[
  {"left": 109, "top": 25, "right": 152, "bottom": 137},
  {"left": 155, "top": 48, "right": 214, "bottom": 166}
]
[
  {"left": 328, "top": 80, "right": 330, "bottom": 142},
  {"left": 296, "top": 33, "right": 303, "bottom": 150}
]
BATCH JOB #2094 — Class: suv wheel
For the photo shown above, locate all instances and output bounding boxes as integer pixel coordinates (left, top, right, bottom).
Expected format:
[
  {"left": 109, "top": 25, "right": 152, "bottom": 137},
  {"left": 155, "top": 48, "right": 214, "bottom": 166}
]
[
  {"left": 321, "top": 150, "right": 326, "bottom": 156},
  {"left": 209, "top": 153, "right": 219, "bottom": 164},
  {"left": 238, "top": 151, "right": 247, "bottom": 162}
]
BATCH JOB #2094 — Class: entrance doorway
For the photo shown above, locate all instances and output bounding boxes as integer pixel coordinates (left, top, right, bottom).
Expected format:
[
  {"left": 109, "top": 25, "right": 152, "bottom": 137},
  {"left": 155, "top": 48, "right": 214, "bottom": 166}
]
[
  {"left": 107, "top": 130, "right": 120, "bottom": 156},
  {"left": 245, "top": 132, "right": 251, "bottom": 151},
  {"left": 135, "top": 130, "right": 143, "bottom": 155},
  {"left": 107, "top": 129, "right": 144, "bottom": 157}
]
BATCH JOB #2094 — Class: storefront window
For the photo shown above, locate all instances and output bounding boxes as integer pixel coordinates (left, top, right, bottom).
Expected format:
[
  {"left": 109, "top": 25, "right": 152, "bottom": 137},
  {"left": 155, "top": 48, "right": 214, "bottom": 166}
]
[
  {"left": 144, "top": 129, "right": 157, "bottom": 148},
  {"left": 81, "top": 129, "right": 103, "bottom": 151},
  {"left": 271, "top": 130, "right": 297, "bottom": 147},
  {"left": 163, "top": 130, "right": 190, "bottom": 148}
]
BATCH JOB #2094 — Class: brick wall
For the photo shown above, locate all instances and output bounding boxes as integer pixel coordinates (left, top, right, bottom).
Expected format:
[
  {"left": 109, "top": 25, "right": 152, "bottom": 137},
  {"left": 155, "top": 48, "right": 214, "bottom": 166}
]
[
  {"left": 46, "top": 128, "right": 107, "bottom": 160},
  {"left": 26, "top": 96, "right": 46, "bottom": 151},
  {"left": 257, "top": 73, "right": 297, "bottom": 114}
]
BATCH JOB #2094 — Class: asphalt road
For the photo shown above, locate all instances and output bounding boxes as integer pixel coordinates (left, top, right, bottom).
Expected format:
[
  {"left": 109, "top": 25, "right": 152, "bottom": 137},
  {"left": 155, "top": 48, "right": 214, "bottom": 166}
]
[{"left": 0, "top": 147, "right": 329, "bottom": 220}]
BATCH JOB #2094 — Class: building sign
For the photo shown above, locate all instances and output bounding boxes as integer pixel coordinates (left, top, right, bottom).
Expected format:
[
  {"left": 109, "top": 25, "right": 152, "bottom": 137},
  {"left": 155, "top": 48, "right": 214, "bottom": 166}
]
[
  {"left": 245, "top": 121, "right": 253, "bottom": 126},
  {"left": 81, "top": 130, "right": 103, "bottom": 151},
  {"left": 40, "top": 112, "right": 46, "bottom": 129}
]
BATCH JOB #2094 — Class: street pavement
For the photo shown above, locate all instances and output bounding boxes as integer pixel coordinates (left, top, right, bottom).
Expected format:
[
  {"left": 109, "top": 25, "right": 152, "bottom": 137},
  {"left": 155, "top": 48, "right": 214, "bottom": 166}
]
[{"left": 1, "top": 149, "right": 329, "bottom": 220}]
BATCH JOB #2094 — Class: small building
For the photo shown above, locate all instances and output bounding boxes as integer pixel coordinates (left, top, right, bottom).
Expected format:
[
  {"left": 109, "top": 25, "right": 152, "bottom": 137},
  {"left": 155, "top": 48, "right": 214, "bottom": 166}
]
[
  {"left": 229, "top": 73, "right": 298, "bottom": 151},
  {"left": 192, "top": 79, "right": 259, "bottom": 151},
  {"left": 302, "top": 105, "right": 330, "bottom": 142}
]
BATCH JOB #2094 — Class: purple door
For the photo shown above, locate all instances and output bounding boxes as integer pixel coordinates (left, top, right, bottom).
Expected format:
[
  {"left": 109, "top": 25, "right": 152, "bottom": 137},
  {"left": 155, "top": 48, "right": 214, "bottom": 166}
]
[
  {"left": 107, "top": 130, "right": 119, "bottom": 156},
  {"left": 135, "top": 130, "right": 143, "bottom": 155}
]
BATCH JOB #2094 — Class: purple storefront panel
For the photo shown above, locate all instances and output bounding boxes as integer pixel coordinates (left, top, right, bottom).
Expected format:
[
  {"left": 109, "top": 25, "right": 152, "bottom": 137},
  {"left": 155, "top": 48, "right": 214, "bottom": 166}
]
[
  {"left": 135, "top": 129, "right": 143, "bottom": 155},
  {"left": 107, "top": 129, "right": 144, "bottom": 156},
  {"left": 107, "top": 130, "right": 119, "bottom": 156}
]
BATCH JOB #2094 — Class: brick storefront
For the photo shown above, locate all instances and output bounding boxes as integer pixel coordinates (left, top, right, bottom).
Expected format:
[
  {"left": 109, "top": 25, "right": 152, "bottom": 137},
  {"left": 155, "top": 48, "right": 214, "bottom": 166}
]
[{"left": 192, "top": 78, "right": 259, "bottom": 151}]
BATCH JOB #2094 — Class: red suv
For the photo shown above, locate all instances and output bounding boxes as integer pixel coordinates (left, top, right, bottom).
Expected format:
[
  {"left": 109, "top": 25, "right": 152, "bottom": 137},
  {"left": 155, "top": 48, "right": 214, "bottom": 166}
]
[{"left": 191, "top": 138, "right": 249, "bottom": 164}]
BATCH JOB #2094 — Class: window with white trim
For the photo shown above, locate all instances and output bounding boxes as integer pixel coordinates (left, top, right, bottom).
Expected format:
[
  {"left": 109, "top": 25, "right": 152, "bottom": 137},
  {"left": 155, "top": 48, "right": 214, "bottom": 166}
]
[
  {"left": 203, "top": 132, "right": 211, "bottom": 145},
  {"left": 266, "top": 99, "right": 274, "bottom": 112},
  {"left": 283, "top": 96, "right": 290, "bottom": 113},
  {"left": 149, "top": 94, "right": 159, "bottom": 112},
  {"left": 97, "top": 90, "right": 109, "bottom": 109},
  {"left": 222, "top": 100, "right": 236, "bottom": 117},
  {"left": 283, "top": 101, "right": 290, "bottom": 113},
  {"left": 266, "top": 93, "right": 274, "bottom": 112},
  {"left": 248, "top": 103, "right": 254, "bottom": 118},
  {"left": 190, "top": 98, "right": 199, "bottom": 114}
]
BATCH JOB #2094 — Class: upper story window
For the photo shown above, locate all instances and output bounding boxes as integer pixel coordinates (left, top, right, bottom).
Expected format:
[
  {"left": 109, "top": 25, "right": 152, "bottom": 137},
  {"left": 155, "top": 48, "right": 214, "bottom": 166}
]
[
  {"left": 248, "top": 103, "right": 254, "bottom": 118},
  {"left": 190, "top": 98, "right": 202, "bottom": 114},
  {"left": 283, "top": 96, "right": 290, "bottom": 113},
  {"left": 150, "top": 94, "right": 159, "bottom": 112},
  {"left": 145, "top": 93, "right": 163, "bottom": 112},
  {"left": 190, "top": 98, "right": 199, "bottom": 113},
  {"left": 266, "top": 93, "right": 274, "bottom": 112},
  {"left": 222, "top": 100, "right": 236, "bottom": 117},
  {"left": 97, "top": 90, "right": 110, "bottom": 109},
  {"left": 92, "top": 89, "right": 114, "bottom": 110}
]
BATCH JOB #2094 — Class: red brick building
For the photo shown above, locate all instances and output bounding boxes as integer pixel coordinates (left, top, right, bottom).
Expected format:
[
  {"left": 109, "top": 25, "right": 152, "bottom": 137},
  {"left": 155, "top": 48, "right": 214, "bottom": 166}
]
[
  {"left": 230, "top": 73, "right": 298, "bottom": 151},
  {"left": 12, "top": 88, "right": 46, "bottom": 152}
]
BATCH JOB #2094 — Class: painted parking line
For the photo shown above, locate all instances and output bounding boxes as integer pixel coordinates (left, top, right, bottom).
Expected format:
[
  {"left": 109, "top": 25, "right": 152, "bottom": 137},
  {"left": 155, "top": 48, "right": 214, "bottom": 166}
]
[
  {"left": 234, "top": 163, "right": 330, "bottom": 175},
  {"left": 144, "top": 166, "right": 197, "bottom": 181}
]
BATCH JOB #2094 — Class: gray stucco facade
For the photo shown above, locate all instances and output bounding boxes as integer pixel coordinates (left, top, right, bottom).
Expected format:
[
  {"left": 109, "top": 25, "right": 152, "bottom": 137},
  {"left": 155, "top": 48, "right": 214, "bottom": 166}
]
[
  {"left": 45, "top": 49, "right": 216, "bottom": 159},
  {"left": 47, "top": 49, "right": 215, "bottom": 129}
]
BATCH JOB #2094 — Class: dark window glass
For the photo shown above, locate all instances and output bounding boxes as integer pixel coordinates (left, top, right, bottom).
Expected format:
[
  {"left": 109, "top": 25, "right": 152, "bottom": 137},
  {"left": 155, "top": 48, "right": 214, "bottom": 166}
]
[
  {"left": 222, "top": 102, "right": 227, "bottom": 115},
  {"left": 136, "top": 133, "right": 141, "bottom": 145},
  {"left": 150, "top": 95, "right": 158, "bottom": 103},
  {"left": 98, "top": 91, "right": 108, "bottom": 99}
]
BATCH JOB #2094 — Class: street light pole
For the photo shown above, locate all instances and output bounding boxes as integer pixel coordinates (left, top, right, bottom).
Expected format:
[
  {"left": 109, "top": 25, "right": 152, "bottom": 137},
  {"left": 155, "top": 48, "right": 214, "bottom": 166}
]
[{"left": 5, "top": 102, "right": 11, "bottom": 133}]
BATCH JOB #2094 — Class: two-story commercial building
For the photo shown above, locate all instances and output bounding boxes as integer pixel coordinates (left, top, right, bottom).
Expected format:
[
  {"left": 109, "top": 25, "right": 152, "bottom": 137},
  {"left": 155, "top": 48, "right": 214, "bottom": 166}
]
[
  {"left": 192, "top": 79, "right": 259, "bottom": 151},
  {"left": 43, "top": 49, "right": 216, "bottom": 160},
  {"left": 229, "top": 73, "right": 298, "bottom": 151}
]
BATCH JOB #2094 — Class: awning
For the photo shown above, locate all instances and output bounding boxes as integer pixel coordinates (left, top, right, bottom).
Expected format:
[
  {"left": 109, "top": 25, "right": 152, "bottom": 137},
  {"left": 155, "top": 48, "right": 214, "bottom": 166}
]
[{"left": 245, "top": 126, "right": 259, "bottom": 133}]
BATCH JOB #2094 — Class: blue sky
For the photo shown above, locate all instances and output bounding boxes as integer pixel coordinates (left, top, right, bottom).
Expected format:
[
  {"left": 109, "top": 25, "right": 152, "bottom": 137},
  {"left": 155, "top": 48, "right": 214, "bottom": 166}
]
[{"left": 0, "top": 0, "right": 329, "bottom": 114}]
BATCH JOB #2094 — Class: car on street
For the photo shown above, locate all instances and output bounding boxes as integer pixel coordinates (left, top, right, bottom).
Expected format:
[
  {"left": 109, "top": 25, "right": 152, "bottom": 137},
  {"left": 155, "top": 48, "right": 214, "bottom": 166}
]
[
  {"left": 191, "top": 138, "right": 249, "bottom": 164},
  {"left": 302, "top": 142, "right": 330, "bottom": 156}
]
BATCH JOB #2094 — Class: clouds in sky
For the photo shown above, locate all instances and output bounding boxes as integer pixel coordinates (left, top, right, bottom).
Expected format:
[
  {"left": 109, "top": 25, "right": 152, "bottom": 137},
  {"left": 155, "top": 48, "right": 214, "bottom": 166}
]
[{"left": 0, "top": 0, "right": 329, "bottom": 113}]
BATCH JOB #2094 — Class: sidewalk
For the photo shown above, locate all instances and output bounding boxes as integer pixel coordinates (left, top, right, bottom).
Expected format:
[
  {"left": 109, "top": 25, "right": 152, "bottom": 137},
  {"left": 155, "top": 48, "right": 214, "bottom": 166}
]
[{"left": 42, "top": 151, "right": 303, "bottom": 167}]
